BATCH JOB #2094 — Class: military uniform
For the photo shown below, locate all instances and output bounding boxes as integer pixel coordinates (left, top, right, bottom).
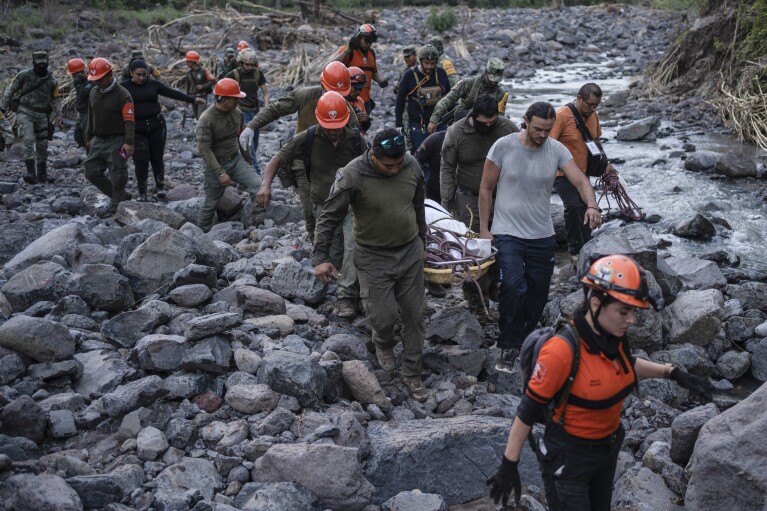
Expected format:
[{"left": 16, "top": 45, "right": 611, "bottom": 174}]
[
  {"left": 186, "top": 65, "right": 216, "bottom": 119},
  {"left": 430, "top": 74, "right": 508, "bottom": 127},
  {"left": 0, "top": 111, "right": 14, "bottom": 151},
  {"left": 227, "top": 65, "right": 268, "bottom": 173},
  {"left": 0, "top": 52, "right": 62, "bottom": 183},
  {"left": 429, "top": 37, "right": 459, "bottom": 88},
  {"left": 247, "top": 85, "right": 358, "bottom": 238},
  {"left": 72, "top": 72, "right": 93, "bottom": 148},
  {"left": 313, "top": 151, "right": 427, "bottom": 379}
]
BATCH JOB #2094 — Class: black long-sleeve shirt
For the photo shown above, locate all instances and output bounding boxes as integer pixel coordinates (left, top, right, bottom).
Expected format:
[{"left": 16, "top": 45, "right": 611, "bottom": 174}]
[
  {"left": 395, "top": 66, "right": 451, "bottom": 127},
  {"left": 120, "top": 79, "right": 196, "bottom": 121},
  {"left": 414, "top": 130, "right": 446, "bottom": 202}
]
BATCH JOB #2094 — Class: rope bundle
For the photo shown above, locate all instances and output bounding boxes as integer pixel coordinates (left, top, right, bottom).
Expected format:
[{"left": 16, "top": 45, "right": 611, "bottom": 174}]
[{"left": 596, "top": 172, "right": 645, "bottom": 222}]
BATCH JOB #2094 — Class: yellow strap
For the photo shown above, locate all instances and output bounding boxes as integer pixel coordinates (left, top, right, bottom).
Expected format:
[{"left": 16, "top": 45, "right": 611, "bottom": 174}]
[{"left": 498, "top": 92, "right": 508, "bottom": 113}]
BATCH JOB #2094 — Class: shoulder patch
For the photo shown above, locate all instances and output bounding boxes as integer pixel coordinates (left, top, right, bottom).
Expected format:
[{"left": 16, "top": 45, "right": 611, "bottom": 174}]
[
  {"left": 532, "top": 361, "right": 547, "bottom": 383},
  {"left": 336, "top": 170, "right": 344, "bottom": 181},
  {"left": 442, "top": 59, "right": 456, "bottom": 75}
]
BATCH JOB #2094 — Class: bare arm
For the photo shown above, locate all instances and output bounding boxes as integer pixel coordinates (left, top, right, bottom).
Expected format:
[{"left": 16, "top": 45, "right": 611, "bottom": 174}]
[
  {"left": 478, "top": 159, "right": 500, "bottom": 239},
  {"left": 503, "top": 416, "right": 532, "bottom": 462},
  {"left": 257, "top": 154, "right": 284, "bottom": 209},
  {"left": 634, "top": 357, "right": 674, "bottom": 379},
  {"left": 561, "top": 159, "right": 601, "bottom": 229}
]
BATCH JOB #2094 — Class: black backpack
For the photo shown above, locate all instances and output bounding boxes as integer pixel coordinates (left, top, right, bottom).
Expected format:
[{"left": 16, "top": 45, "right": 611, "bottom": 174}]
[{"left": 302, "top": 125, "right": 363, "bottom": 183}]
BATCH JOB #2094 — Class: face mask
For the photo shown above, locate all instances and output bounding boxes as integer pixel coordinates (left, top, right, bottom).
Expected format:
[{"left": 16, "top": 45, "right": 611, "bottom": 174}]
[
  {"left": 33, "top": 63, "right": 48, "bottom": 76},
  {"left": 473, "top": 117, "right": 496, "bottom": 135}
]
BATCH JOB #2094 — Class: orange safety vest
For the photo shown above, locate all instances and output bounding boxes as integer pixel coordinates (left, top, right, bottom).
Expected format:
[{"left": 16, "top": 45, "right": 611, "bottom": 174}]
[{"left": 338, "top": 46, "right": 377, "bottom": 104}]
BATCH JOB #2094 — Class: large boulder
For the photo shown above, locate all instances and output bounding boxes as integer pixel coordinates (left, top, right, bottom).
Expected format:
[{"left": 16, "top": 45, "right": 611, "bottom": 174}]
[
  {"left": 685, "top": 382, "right": 767, "bottom": 510},
  {"left": 131, "top": 335, "right": 189, "bottom": 372},
  {"left": 239, "top": 482, "right": 323, "bottom": 511},
  {"left": 683, "top": 150, "right": 719, "bottom": 172},
  {"left": 341, "top": 360, "right": 390, "bottom": 411},
  {"left": 269, "top": 259, "right": 326, "bottom": 304},
  {"left": 612, "top": 465, "right": 683, "bottom": 510},
  {"left": 252, "top": 443, "right": 374, "bottom": 511},
  {"left": 670, "top": 403, "right": 719, "bottom": 465},
  {"left": 665, "top": 256, "right": 726, "bottom": 290},
  {"left": 97, "top": 375, "right": 168, "bottom": 417},
  {"left": 65, "top": 474, "right": 124, "bottom": 509},
  {"left": 184, "top": 311, "right": 242, "bottom": 342},
  {"left": 180, "top": 337, "right": 233, "bottom": 374},
  {"left": 66, "top": 263, "right": 135, "bottom": 312},
  {"left": 1, "top": 261, "right": 72, "bottom": 312},
  {"left": 715, "top": 151, "right": 758, "bottom": 178},
  {"left": 0, "top": 315, "right": 75, "bottom": 362},
  {"left": 122, "top": 227, "right": 197, "bottom": 296},
  {"left": 665, "top": 289, "right": 724, "bottom": 346},
  {"left": 115, "top": 200, "right": 187, "bottom": 229},
  {"left": 4, "top": 222, "right": 100, "bottom": 278},
  {"left": 673, "top": 214, "right": 716, "bottom": 240},
  {"left": 382, "top": 491, "right": 447, "bottom": 511},
  {"left": 366, "top": 415, "right": 541, "bottom": 505},
  {"left": 155, "top": 458, "right": 222, "bottom": 509},
  {"left": 727, "top": 282, "right": 767, "bottom": 312},
  {"left": 0, "top": 221, "right": 43, "bottom": 266},
  {"left": 426, "top": 307, "right": 484, "bottom": 348},
  {"left": 0, "top": 395, "right": 47, "bottom": 443},
  {"left": 73, "top": 350, "right": 133, "bottom": 398},
  {"left": 258, "top": 350, "right": 327, "bottom": 408},
  {"left": 616, "top": 116, "right": 660, "bottom": 141},
  {"left": 0, "top": 473, "right": 83, "bottom": 511},
  {"left": 101, "top": 300, "right": 173, "bottom": 349},
  {"left": 225, "top": 383, "right": 279, "bottom": 414}
]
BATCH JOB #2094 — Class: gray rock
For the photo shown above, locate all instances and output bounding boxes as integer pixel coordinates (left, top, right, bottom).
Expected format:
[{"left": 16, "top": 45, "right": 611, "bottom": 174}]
[
  {"left": 166, "top": 184, "right": 198, "bottom": 201},
  {"left": 269, "top": 259, "right": 326, "bottom": 304},
  {"left": 123, "top": 227, "right": 197, "bottom": 296},
  {"left": 662, "top": 462, "right": 687, "bottom": 496},
  {"left": 225, "top": 383, "right": 279, "bottom": 414},
  {"left": 0, "top": 315, "right": 75, "bottom": 362},
  {"left": 665, "top": 256, "right": 726, "bottom": 290},
  {"left": 322, "top": 333, "right": 369, "bottom": 362},
  {"left": 115, "top": 200, "right": 187, "bottom": 228},
  {"left": 245, "top": 314, "right": 296, "bottom": 336},
  {"left": 426, "top": 307, "right": 484, "bottom": 348},
  {"left": 750, "top": 341, "right": 767, "bottom": 381},
  {"left": 341, "top": 360, "right": 390, "bottom": 411},
  {"left": 66, "top": 263, "right": 135, "bottom": 312},
  {"left": 1, "top": 261, "right": 72, "bottom": 312},
  {"left": 0, "top": 433, "right": 40, "bottom": 461},
  {"left": 170, "top": 284, "right": 213, "bottom": 307},
  {"left": 288, "top": 410, "right": 370, "bottom": 458},
  {"left": 4, "top": 222, "right": 100, "bottom": 278},
  {"left": 0, "top": 473, "right": 83, "bottom": 511},
  {"left": 131, "top": 334, "right": 189, "bottom": 372},
  {"left": 221, "top": 257, "right": 266, "bottom": 281},
  {"left": 234, "top": 348, "right": 263, "bottom": 374},
  {"left": 101, "top": 300, "right": 173, "bottom": 348},
  {"left": 0, "top": 221, "right": 43, "bottom": 266},
  {"left": 258, "top": 351, "right": 327, "bottom": 408},
  {"left": 73, "top": 349, "right": 132, "bottom": 398},
  {"left": 666, "top": 289, "right": 724, "bottom": 347},
  {"left": 167, "top": 197, "right": 204, "bottom": 224},
  {"left": 184, "top": 311, "right": 243, "bottom": 342},
  {"left": 715, "top": 151, "right": 758, "bottom": 178},
  {"left": 616, "top": 116, "right": 660, "bottom": 141},
  {"left": 155, "top": 459, "right": 221, "bottom": 509},
  {"left": 239, "top": 481, "right": 323, "bottom": 511},
  {"left": 366, "top": 416, "right": 541, "bottom": 505},
  {"left": 755, "top": 321, "right": 767, "bottom": 337},
  {"left": 611, "top": 465, "right": 683, "bottom": 510},
  {"left": 48, "top": 410, "right": 78, "bottom": 438},
  {"left": 66, "top": 474, "right": 124, "bottom": 509},
  {"left": 725, "top": 315, "right": 764, "bottom": 343},
  {"left": 74, "top": 243, "right": 118, "bottom": 267},
  {"left": 683, "top": 150, "right": 719, "bottom": 172},
  {"left": 422, "top": 345, "right": 485, "bottom": 377},
  {"left": 685, "top": 383, "right": 767, "bottom": 510},
  {"left": 166, "top": 418, "right": 197, "bottom": 449},
  {"left": 137, "top": 426, "right": 169, "bottom": 461},
  {"left": 252, "top": 407, "right": 295, "bottom": 437},
  {"left": 652, "top": 343, "right": 716, "bottom": 378},
  {"left": 727, "top": 282, "right": 767, "bottom": 312},
  {"left": 180, "top": 337, "right": 232, "bottom": 374},
  {"left": 671, "top": 403, "right": 719, "bottom": 465},
  {"left": 0, "top": 395, "right": 47, "bottom": 442},
  {"left": 252, "top": 443, "right": 373, "bottom": 511},
  {"left": 0, "top": 353, "right": 26, "bottom": 384},
  {"left": 28, "top": 359, "right": 82, "bottom": 381},
  {"left": 117, "top": 232, "right": 150, "bottom": 267},
  {"left": 235, "top": 285, "right": 287, "bottom": 317},
  {"left": 642, "top": 441, "right": 672, "bottom": 473},
  {"left": 673, "top": 214, "right": 716, "bottom": 240},
  {"left": 382, "top": 490, "right": 447, "bottom": 511},
  {"left": 163, "top": 372, "right": 209, "bottom": 399},
  {"left": 171, "top": 263, "right": 218, "bottom": 289},
  {"left": 99, "top": 375, "right": 168, "bottom": 417}
]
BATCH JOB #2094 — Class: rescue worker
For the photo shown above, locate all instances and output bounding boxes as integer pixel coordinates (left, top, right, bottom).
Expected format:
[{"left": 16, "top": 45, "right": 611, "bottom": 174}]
[
  {"left": 219, "top": 47, "right": 238, "bottom": 79},
  {"left": 429, "top": 36, "right": 458, "bottom": 87},
  {"left": 237, "top": 40, "right": 250, "bottom": 52},
  {"left": 83, "top": 57, "right": 135, "bottom": 215},
  {"left": 0, "top": 51, "right": 62, "bottom": 184},
  {"left": 346, "top": 66, "right": 371, "bottom": 135},
  {"left": 196, "top": 78, "right": 265, "bottom": 232},
  {"left": 0, "top": 110, "right": 13, "bottom": 152},
  {"left": 259, "top": 91, "right": 365, "bottom": 318},
  {"left": 441, "top": 94, "right": 519, "bottom": 315},
  {"left": 227, "top": 48, "right": 269, "bottom": 175},
  {"left": 550, "top": 83, "right": 619, "bottom": 261},
  {"left": 313, "top": 128, "right": 429, "bottom": 403},
  {"left": 121, "top": 49, "right": 160, "bottom": 81},
  {"left": 184, "top": 51, "right": 216, "bottom": 119},
  {"left": 487, "top": 254, "right": 715, "bottom": 510},
  {"left": 395, "top": 44, "right": 451, "bottom": 156},
  {"left": 239, "top": 61, "right": 357, "bottom": 239},
  {"left": 67, "top": 58, "right": 93, "bottom": 150},
  {"left": 393, "top": 46, "right": 417, "bottom": 96},
  {"left": 122, "top": 59, "right": 204, "bottom": 201},
  {"left": 333, "top": 23, "right": 388, "bottom": 114},
  {"left": 428, "top": 58, "right": 508, "bottom": 134}
]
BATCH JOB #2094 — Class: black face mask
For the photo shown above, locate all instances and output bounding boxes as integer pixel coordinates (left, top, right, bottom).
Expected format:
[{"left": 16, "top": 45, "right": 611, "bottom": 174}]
[
  {"left": 33, "top": 63, "right": 48, "bottom": 76},
  {"left": 473, "top": 116, "right": 496, "bottom": 135}
]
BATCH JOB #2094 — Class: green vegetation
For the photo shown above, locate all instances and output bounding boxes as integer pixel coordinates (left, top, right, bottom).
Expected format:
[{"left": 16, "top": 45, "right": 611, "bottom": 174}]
[
  {"left": 737, "top": 0, "right": 767, "bottom": 60},
  {"left": 427, "top": 8, "right": 458, "bottom": 32}
]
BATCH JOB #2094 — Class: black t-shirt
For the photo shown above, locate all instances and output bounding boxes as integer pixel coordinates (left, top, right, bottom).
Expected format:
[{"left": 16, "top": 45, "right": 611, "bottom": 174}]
[
  {"left": 414, "top": 130, "right": 446, "bottom": 202},
  {"left": 120, "top": 79, "right": 195, "bottom": 121}
]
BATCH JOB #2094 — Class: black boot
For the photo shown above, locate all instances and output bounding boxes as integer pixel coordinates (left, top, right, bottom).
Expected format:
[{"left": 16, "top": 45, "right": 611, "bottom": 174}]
[
  {"left": 23, "top": 159, "right": 37, "bottom": 184},
  {"left": 36, "top": 161, "right": 48, "bottom": 183},
  {"left": 137, "top": 181, "right": 148, "bottom": 202}
]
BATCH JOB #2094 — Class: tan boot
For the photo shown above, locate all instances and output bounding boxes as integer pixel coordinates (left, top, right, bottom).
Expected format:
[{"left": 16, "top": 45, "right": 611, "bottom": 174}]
[
  {"left": 375, "top": 346, "right": 396, "bottom": 372},
  {"left": 403, "top": 376, "right": 428, "bottom": 403},
  {"left": 333, "top": 299, "right": 357, "bottom": 320}
]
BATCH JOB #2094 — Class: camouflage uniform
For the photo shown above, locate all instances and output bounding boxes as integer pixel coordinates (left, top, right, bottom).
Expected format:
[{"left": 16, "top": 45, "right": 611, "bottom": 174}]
[
  {"left": 218, "top": 49, "right": 237, "bottom": 79},
  {"left": 396, "top": 46, "right": 417, "bottom": 152},
  {"left": 0, "top": 111, "right": 13, "bottom": 151},
  {"left": 0, "top": 51, "right": 62, "bottom": 183},
  {"left": 429, "top": 58, "right": 508, "bottom": 126},
  {"left": 72, "top": 71, "right": 93, "bottom": 149},
  {"left": 429, "top": 36, "right": 459, "bottom": 87}
]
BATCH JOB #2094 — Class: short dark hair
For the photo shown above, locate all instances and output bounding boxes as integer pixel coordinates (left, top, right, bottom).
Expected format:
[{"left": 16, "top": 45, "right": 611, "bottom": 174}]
[
  {"left": 371, "top": 127, "right": 406, "bottom": 159},
  {"left": 578, "top": 83, "right": 602, "bottom": 100},
  {"left": 472, "top": 94, "right": 499, "bottom": 118},
  {"left": 129, "top": 60, "right": 147, "bottom": 71},
  {"left": 522, "top": 101, "right": 556, "bottom": 127}
]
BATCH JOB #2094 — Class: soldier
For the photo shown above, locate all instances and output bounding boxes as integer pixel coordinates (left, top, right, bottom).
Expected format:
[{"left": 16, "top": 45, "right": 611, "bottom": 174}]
[
  {"left": 429, "top": 36, "right": 459, "bottom": 87},
  {"left": 237, "top": 41, "right": 250, "bottom": 52},
  {"left": 239, "top": 61, "right": 357, "bottom": 239},
  {"left": 67, "top": 58, "right": 93, "bottom": 150},
  {"left": 0, "top": 51, "right": 62, "bottom": 184},
  {"left": 313, "top": 127, "right": 429, "bottom": 402},
  {"left": 121, "top": 49, "right": 160, "bottom": 81},
  {"left": 83, "top": 58, "right": 135, "bottom": 215},
  {"left": 395, "top": 46, "right": 417, "bottom": 151},
  {"left": 0, "top": 111, "right": 13, "bottom": 152},
  {"left": 184, "top": 51, "right": 216, "bottom": 119},
  {"left": 346, "top": 66, "right": 371, "bottom": 135},
  {"left": 227, "top": 48, "right": 269, "bottom": 175},
  {"left": 333, "top": 24, "right": 388, "bottom": 114},
  {"left": 428, "top": 58, "right": 508, "bottom": 134},
  {"left": 196, "top": 78, "right": 266, "bottom": 232},
  {"left": 259, "top": 92, "right": 366, "bottom": 318},
  {"left": 218, "top": 47, "right": 237, "bottom": 79}
]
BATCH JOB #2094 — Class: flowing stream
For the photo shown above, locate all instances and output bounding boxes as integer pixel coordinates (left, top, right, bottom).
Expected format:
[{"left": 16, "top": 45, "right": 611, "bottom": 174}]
[{"left": 503, "top": 62, "right": 767, "bottom": 272}]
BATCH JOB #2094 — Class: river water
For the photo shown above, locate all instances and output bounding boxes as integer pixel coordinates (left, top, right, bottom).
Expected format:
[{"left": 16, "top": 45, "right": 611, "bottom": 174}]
[{"left": 503, "top": 62, "right": 767, "bottom": 272}]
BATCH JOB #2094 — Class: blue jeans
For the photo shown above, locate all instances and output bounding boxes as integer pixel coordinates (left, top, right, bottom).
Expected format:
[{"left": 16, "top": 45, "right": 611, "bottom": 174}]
[
  {"left": 241, "top": 110, "right": 261, "bottom": 175},
  {"left": 495, "top": 234, "right": 556, "bottom": 349}
]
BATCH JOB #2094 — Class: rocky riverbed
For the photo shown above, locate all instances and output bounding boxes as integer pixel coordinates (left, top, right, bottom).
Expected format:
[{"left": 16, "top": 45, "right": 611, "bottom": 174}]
[{"left": 0, "top": 4, "right": 766, "bottom": 511}]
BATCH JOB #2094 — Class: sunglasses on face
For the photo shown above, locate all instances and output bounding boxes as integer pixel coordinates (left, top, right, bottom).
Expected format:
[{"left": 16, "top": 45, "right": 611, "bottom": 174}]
[
  {"left": 351, "top": 73, "right": 367, "bottom": 84},
  {"left": 377, "top": 135, "right": 405, "bottom": 150}
]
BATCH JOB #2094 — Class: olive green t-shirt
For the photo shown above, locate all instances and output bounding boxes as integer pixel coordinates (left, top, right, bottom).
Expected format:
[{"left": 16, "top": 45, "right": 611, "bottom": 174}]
[{"left": 196, "top": 106, "right": 243, "bottom": 176}]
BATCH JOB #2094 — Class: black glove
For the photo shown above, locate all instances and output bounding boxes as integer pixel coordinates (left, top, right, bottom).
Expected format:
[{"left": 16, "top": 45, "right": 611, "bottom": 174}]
[
  {"left": 485, "top": 455, "right": 521, "bottom": 508},
  {"left": 379, "top": 78, "right": 389, "bottom": 88},
  {"left": 670, "top": 367, "right": 714, "bottom": 402}
]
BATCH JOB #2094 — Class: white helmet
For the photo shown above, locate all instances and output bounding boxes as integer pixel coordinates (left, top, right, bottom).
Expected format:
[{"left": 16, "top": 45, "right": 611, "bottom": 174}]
[{"left": 236, "top": 49, "right": 258, "bottom": 65}]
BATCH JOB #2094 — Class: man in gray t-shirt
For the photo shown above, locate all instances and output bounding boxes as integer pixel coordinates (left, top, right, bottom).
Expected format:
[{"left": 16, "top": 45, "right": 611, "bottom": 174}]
[{"left": 478, "top": 101, "right": 601, "bottom": 374}]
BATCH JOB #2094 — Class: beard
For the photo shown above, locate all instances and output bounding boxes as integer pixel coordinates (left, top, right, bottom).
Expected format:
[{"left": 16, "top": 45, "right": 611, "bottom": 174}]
[{"left": 33, "top": 64, "right": 49, "bottom": 77}]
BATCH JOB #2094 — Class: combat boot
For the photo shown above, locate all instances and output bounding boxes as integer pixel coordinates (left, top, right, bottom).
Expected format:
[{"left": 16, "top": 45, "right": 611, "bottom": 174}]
[
  {"left": 23, "top": 159, "right": 37, "bottom": 184},
  {"left": 36, "top": 161, "right": 48, "bottom": 183},
  {"left": 137, "top": 181, "right": 148, "bottom": 202},
  {"left": 403, "top": 376, "right": 429, "bottom": 403}
]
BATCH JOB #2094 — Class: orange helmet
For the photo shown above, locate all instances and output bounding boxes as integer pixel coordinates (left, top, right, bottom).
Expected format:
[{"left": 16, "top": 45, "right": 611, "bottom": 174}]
[
  {"left": 237, "top": 40, "right": 249, "bottom": 51},
  {"left": 315, "top": 91, "right": 350, "bottom": 129},
  {"left": 320, "top": 61, "right": 351, "bottom": 96},
  {"left": 354, "top": 23, "right": 377, "bottom": 43},
  {"left": 66, "top": 58, "right": 86, "bottom": 75},
  {"left": 213, "top": 78, "right": 246, "bottom": 98},
  {"left": 581, "top": 255, "right": 656, "bottom": 309},
  {"left": 348, "top": 66, "right": 366, "bottom": 88},
  {"left": 185, "top": 51, "right": 201, "bottom": 62},
  {"left": 87, "top": 57, "right": 113, "bottom": 81}
]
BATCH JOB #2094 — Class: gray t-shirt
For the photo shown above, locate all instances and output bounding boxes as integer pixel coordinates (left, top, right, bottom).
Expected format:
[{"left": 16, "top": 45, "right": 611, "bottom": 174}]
[{"left": 487, "top": 133, "right": 573, "bottom": 239}]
